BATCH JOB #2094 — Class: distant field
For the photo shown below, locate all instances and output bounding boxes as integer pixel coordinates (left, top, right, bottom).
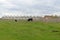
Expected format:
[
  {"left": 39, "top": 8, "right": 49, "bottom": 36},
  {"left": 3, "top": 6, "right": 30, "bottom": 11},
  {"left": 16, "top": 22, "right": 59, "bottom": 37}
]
[{"left": 0, "top": 20, "right": 60, "bottom": 40}]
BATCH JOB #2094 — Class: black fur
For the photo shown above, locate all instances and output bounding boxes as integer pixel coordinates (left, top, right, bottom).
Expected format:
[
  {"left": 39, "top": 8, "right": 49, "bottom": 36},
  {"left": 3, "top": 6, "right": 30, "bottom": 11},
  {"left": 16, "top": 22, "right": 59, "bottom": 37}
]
[
  {"left": 28, "top": 18, "right": 33, "bottom": 21},
  {"left": 15, "top": 20, "right": 17, "bottom": 22}
]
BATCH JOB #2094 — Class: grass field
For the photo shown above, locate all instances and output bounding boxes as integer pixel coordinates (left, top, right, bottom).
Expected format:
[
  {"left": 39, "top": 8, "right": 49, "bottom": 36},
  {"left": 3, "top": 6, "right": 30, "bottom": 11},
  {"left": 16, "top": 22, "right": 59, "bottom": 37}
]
[{"left": 0, "top": 20, "right": 60, "bottom": 40}]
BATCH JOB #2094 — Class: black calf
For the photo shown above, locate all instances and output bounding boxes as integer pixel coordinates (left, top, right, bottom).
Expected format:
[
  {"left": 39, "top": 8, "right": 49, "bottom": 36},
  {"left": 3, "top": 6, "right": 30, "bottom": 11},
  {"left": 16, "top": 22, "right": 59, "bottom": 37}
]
[
  {"left": 28, "top": 18, "right": 33, "bottom": 21},
  {"left": 15, "top": 19, "right": 17, "bottom": 22}
]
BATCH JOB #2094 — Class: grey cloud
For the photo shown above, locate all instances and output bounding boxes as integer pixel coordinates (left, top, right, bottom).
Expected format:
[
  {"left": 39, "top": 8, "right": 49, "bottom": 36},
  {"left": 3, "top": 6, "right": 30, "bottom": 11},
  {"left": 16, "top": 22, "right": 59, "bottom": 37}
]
[{"left": 0, "top": 0, "right": 60, "bottom": 17}]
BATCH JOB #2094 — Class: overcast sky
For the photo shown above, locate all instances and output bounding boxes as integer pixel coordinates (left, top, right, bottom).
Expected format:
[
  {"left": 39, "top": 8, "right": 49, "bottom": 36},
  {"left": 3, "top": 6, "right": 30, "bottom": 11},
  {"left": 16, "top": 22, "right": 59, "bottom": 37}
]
[{"left": 0, "top": 0, "right": 60, "bottom": 17}]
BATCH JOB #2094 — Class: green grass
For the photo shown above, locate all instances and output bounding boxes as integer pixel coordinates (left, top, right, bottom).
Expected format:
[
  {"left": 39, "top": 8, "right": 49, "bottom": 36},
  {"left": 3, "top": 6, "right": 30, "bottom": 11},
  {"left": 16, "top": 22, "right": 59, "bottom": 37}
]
[{"left": 0, "top": 20, "right": 60, "bottom": 40}]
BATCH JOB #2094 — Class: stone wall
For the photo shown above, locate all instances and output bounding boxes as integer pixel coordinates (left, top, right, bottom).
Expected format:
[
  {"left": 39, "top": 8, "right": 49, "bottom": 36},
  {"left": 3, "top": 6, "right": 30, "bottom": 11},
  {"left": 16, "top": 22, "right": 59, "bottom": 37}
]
[{"left": 1, "top": 16, "right": 60, "bottom": 22}]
